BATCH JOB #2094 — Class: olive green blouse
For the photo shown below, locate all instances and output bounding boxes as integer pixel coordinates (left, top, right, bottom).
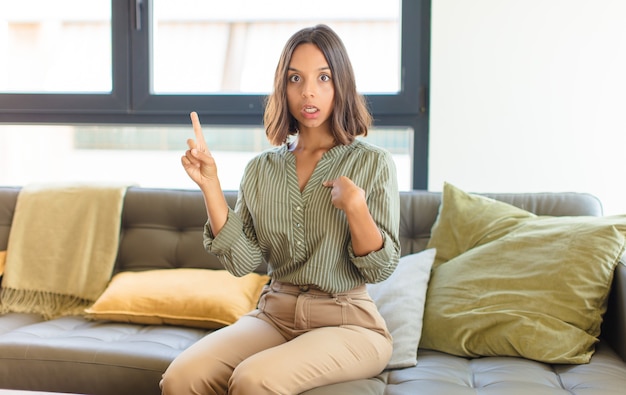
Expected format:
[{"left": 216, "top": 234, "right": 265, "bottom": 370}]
[{"left": 204, "top": 139, "right": 400, "bottom": 293}]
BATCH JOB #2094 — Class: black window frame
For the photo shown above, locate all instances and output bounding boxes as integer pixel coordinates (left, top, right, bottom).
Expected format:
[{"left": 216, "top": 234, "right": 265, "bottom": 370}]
[{"left": 0, "top": 0, "right": 430, "bottom": 189}]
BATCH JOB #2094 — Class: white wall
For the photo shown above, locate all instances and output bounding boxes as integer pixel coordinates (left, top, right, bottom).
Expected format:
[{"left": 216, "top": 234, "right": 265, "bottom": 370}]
[{"left": 429, "top": 0, "right": 626, "bottom": 215}]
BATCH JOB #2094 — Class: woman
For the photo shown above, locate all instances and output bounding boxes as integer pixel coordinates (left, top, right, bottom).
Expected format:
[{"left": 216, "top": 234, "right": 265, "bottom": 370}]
[{"left": 161, "top": 24, "right": 400, "bottom": 395}]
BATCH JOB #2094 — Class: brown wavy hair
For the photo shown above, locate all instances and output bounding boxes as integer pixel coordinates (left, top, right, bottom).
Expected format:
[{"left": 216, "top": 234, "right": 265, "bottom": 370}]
[{"left": 264, "top": 24, "right": 372, "bottom": 146}]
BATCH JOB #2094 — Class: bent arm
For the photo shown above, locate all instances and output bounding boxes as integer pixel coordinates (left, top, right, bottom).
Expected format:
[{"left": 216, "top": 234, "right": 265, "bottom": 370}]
[
  {"left": 203, "top": 165, "right": 265, "bottom": 277},
  {"left": 343, "top": 196, "right": 384, "bottom": 257},
  {"left": 198, "top": 175, "right": 229, "bottom": 236},
  {"left": 349, "top": 154, "right": 401, "bottom": 283}
]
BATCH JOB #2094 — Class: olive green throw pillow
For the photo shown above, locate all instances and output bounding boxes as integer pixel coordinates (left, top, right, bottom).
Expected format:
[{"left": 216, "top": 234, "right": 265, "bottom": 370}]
[{"left": 421, "top": 183, "right": 626, "bottom": 364}]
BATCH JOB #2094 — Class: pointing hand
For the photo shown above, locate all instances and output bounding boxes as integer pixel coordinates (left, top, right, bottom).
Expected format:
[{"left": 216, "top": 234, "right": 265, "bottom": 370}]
[{"left": 181, "top": 111, "right": 219, "bottom": 186}]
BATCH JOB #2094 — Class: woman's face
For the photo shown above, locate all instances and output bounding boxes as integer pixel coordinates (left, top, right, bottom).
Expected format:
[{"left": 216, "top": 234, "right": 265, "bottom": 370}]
[{"left": 286, "top": 43, "right": 335, "bottom": 132}]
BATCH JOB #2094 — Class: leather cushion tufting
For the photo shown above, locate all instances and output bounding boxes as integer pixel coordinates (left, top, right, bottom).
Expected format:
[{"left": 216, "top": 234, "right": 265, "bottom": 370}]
[
  {"left": 383, "top": 342, "right": 626, "bottom": 395},
  {"left": 0, "top": 316, "right": 209, "bottom": 395}
]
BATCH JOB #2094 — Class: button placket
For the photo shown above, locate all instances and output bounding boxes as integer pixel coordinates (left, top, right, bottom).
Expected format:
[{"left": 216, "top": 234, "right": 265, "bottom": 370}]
[{"left": 293, "top": 202, "right": 306, "bottom": 261}]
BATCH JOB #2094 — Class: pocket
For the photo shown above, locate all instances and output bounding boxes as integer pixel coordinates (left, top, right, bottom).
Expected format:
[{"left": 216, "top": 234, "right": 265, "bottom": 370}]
[
  {"left": 256, "top": 285, "right": 271, "bottom": 311},
  {"left": 340, "top": 295, "right": 388, "bottom": 331}
]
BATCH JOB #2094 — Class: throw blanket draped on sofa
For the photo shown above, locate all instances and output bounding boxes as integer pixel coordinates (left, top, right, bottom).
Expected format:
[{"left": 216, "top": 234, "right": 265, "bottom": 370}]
[{"left": 0, "top": 183, "right": 128, "bottom": 319}]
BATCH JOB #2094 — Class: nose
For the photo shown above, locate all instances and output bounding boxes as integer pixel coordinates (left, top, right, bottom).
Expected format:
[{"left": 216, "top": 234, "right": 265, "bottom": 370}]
[{"left": 301, "top": 80, "right": 316, "bottom": 98}]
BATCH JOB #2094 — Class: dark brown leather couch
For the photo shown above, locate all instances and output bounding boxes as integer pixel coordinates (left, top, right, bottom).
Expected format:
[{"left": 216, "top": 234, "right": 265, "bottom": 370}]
[{"left": 0, "top": 186, "right": 625, "bottom": 395}]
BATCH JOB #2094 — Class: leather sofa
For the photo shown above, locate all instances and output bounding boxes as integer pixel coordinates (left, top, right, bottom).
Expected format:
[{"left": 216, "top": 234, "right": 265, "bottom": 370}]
[{"left": 1, "top": 186, "right": 625, "bottom": 395}]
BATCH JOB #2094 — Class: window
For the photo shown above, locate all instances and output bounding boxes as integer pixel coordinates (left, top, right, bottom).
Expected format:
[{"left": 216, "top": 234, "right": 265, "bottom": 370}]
[
  {"left": 0, "top": 124, "right": 413, "bottom": 191},
  {"left": 150, "top": 1, "right": 401, "bottom": 94},
  {"left": 0, "top": 0, "right": 112, "bottom": 93},
  {"left": 0, "top": 0, "right": 430, "bottom": 189}
]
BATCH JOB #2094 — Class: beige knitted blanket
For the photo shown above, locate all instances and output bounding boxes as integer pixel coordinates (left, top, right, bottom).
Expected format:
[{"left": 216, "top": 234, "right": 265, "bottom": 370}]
[{"left": 0, "top": 183, "right": 128, "bottom": 319}]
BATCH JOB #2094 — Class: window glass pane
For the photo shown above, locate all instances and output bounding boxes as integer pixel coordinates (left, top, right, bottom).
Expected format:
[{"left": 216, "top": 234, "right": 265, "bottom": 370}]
[
  {"left": 0, "top": 0, "right": 111, "bottom": 93},
  {"left": 152, "top": 0, "right": 401, "bottom": 94},
  {"left": 0, "top": 125, "right": 411, "bottom": 191}
]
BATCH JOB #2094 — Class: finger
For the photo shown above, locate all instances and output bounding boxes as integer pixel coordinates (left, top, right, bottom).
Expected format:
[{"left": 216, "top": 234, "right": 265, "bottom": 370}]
[
  {"left": 182, "top": 149, "right": 196, "bottom": 165},
  {"left": 181, "top": 155, "right": 196, "bottom": 171},
  {"left": 186, "top": 138, "right": 195, "bottom": 150},
  {"left": 322, "top": 180, "right": 335, "bottom": 188},
  {"left": 190, "top": 111, "right": 207, "bottom": 152}
]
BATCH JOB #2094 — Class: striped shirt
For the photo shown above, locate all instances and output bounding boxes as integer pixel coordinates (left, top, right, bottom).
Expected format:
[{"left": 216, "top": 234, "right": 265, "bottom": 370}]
[{"left": 204, "top": 138, "right": 401, "bottom": 293}]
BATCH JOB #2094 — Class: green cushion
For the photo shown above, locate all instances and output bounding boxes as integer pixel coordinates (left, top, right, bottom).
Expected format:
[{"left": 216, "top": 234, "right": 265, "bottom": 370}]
[{"left": 421, "top": 183, "right": 626, "bottom": 364}]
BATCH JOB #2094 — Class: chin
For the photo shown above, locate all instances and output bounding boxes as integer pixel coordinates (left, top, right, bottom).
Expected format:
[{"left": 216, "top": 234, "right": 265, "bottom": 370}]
[{"left": 300, "top": 119, "right": 330, "bottom": 130}]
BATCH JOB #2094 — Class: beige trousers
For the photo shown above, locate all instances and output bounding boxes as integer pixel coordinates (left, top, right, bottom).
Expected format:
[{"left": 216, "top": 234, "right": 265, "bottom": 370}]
[{"left": 160, "top": 281, "right": 392, "bottom": 395}]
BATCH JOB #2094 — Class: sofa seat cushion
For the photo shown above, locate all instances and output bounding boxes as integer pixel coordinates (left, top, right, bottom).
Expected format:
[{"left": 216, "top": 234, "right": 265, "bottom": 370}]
[
  {"left": 383, "top": 342, "right": 626, "bottom": 395},
  {"left": 299, "top": 340, "right": 626, "bottom": 395},
  {"left": 0, "top": 312, "right": 44, "bottom": 335},
  {"left": 0, "top": 315, "right": 209, "bottom": 395}
]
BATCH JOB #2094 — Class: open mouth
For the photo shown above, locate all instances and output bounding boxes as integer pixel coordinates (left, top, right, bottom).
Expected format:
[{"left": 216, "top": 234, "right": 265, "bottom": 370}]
[{"left": 304, "top": 106, "right": 319, "bottom": 113}]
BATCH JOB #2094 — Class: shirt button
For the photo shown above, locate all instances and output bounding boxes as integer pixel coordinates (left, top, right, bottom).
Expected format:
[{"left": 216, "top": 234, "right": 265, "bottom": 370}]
[
  {"left": 296, "top": 223, "right": 301, "bottom": 227},
  {"left": 297, "top": 241, "right": 302, "bottom": 246},
  {"left": 296, "top": 206, "right": 301, "bottom": 211}
]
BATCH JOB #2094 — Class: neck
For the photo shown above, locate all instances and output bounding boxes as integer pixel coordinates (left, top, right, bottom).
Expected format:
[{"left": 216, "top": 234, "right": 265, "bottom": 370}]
[{"left": 290, "top": 127, "right": 336, "bottom": 153}]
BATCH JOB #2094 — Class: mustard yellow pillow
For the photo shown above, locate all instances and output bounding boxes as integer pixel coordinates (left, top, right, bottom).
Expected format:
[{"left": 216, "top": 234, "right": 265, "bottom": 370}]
[
  {"left": 421, "top": 183, "right": 626, "bottom": 364},
  {"left": 85, "top": 269, "right": 270, "bottom": 329},
  {"left": 0, "top": 250, "right": 6, "bottom": 276}
]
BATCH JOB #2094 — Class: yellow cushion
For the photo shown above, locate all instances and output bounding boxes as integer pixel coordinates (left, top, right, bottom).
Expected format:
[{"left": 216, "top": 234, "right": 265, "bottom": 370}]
[
  {"left": 421, "top": 182, "right": 626, "bottom": 364},
  {"left": 85, "top": 269, "right": 270, "bottom": 329},
  {"left": 0, "top": 250, "right": 6, "bottom": 276}
]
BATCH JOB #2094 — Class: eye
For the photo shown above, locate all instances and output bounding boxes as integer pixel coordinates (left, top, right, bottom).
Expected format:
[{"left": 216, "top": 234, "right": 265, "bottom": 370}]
[
  {"left": 320, "top": 74, "right": 331, "bottom": 82},
  {"left": 288, "top": 74, "right": 300, "bottom": 83}
]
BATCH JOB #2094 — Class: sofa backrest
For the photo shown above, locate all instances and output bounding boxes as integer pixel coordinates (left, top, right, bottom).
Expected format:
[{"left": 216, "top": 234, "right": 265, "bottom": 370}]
[
  {"left": 116, "top": 187, "right": 606, "bottom": 274},
  {"left": 398, "top": 189, "right": 604, "bottom": 255},
  {"left": 112, "top": 187, "right": 240, "bottom": 274},
  {"left": 0, "top": 186, "right": 605, "bottom": 272},
  {"left": 0, "top": 187, "right": 19, "bottom": 252}
]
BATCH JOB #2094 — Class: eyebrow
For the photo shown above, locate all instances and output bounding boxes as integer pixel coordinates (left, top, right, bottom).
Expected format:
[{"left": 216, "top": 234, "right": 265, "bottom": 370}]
[{"left": 287, "top": 66, "right": 331, "bottom": 72}]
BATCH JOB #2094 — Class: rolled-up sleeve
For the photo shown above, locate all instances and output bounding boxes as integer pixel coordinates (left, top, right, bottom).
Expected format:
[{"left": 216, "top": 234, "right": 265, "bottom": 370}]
[
  {"left": 350, "top": 151, "right": 401, "bottom": 283},
  {"left": 203, "top": 195, "right": 265, "bottom": 277}
]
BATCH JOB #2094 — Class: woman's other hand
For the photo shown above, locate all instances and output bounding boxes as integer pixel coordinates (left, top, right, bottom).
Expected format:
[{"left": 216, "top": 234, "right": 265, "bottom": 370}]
[
  {"left": 323, "top": 176, "right": 383, "bottom": 256},
  {"left": 322, "top": 176, "right": 366, "bottom": 213}
]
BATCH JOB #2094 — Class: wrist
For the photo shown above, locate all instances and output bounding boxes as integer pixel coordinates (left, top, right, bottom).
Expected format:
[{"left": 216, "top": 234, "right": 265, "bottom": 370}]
[
  {"left": 343, "top": 196, "right": 368, "bottom": 217},
  {"left": 199, "top": 177, "right": 222, "bottom": 194}
]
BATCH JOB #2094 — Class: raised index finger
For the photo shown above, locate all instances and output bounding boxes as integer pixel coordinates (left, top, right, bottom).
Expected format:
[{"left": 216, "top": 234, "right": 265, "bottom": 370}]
[{"left": 190, "top": 111, "right": 207, "bottom": 152}]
